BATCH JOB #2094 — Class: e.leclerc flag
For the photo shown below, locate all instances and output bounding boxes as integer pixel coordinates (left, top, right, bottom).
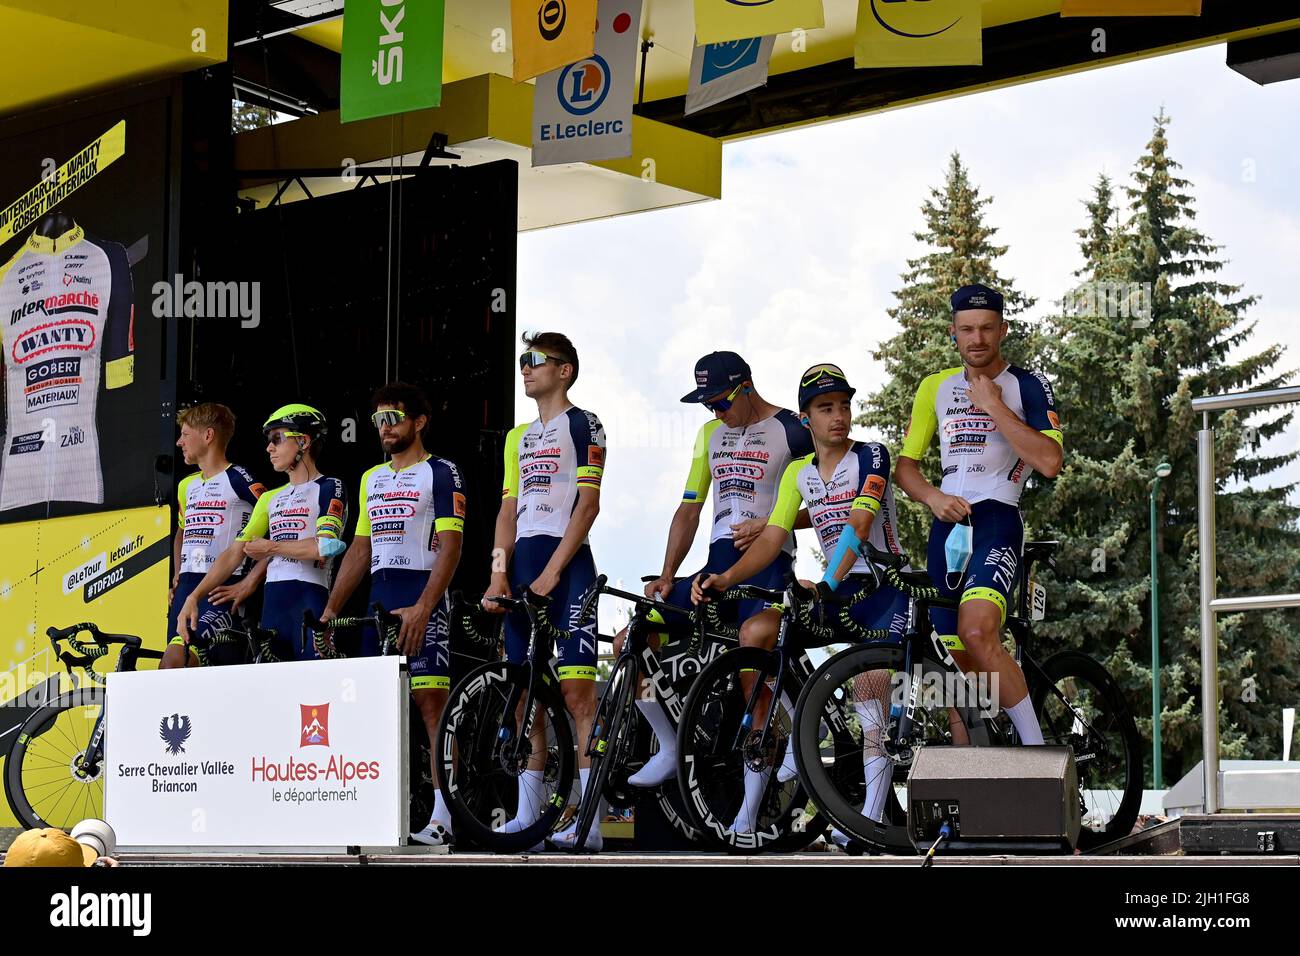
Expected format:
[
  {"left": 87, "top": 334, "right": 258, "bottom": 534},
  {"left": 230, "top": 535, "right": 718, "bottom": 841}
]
[
  {"left": 513, "top": 0, "right": 599, "bottom": 82},
  {"left": 685, "top": 35, "right": 777, "bottom": 115},
  {"left": 532, "top": 0, "right": 641, "bottom": 167},
  {"left": 1061, "top": 1, "right": 1201, "bottom": 15},
  {"left": 855, "top": 0, "right": 982, "bottom": 69},
  {"left": 340, "top": 0, "right": 445, "bottom": 123},
  {"left": 694, "top": 0, "right": 824, "bottom": 46}
]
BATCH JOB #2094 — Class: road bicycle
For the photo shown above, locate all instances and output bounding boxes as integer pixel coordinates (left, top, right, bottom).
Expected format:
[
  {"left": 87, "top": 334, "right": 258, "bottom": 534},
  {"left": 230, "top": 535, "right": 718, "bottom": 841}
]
[
  {"left": 3, "top": 623, "right": 163, "bottom": 831},
  {"left": 793, "top": 540, "right": 1143, "bottom": 853}
]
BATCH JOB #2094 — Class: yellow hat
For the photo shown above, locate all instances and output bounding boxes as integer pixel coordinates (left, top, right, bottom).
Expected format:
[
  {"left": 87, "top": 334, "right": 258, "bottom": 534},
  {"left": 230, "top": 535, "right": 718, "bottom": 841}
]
[{"left": 3, "top": 827, "right": 97, "bottom": 867}]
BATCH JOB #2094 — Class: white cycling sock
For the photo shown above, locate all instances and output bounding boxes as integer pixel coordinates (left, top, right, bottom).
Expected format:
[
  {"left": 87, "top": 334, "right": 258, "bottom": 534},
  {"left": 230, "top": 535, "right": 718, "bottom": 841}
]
[
  {"left": 855, "top": 700, "right": 891, "bottom": 823},
  {"left": 636, "top": 698, "right": 676, "bottom": 756},
  {"left": 1005, "top": 695, "right": 1044, "bottom": 745},
  {"left": 431, "top": 790, "right": 454, "bottom": 833},
  {"left": 505, "top": 768, "right": 544, "bottom": 829},
  {"left": 730, "top": 765, "right": 772, "bottom": 833}
]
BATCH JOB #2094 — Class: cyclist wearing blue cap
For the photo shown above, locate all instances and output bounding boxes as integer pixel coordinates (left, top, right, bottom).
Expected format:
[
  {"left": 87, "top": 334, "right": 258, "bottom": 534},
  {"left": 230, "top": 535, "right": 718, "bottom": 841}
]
[
  {"left": 614, "top": 351, "right": 812, "bottom": 795},
  {"left": 894, "top": 284, "right": 1063, "bottom": 747},
  {"left": 178, "top": 403, "right": 348, "bottom": 663},
  {"left": 693, "top": 363, "right": 909, "bottom": 833}
]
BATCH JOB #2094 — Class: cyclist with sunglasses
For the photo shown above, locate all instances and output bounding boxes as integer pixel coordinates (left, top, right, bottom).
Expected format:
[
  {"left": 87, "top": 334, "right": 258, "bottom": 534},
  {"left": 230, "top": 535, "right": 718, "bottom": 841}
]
[
  {"left": 616, "top": 351, "right": 813, "bottom": 792},
  {"left": 178, "top": 404, "right": 348, "bottom": 663},
  {"left": 894, "top": 284, "right": 1063, "bottom": 748},
  {"left": 323, "top": 383, "right": 466, "bottom": 848},
  {"left": 693, "top": 363, "right": 909, "bottom": 833},
  {"left": 482, "top": 332, "right": 606, "bottom": 849}
]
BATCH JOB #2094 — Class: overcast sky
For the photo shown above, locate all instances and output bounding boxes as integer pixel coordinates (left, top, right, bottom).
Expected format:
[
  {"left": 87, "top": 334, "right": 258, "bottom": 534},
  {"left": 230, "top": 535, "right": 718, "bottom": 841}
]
[{"left": 515, "top": 44, "right": 1300, "bottom": 631}]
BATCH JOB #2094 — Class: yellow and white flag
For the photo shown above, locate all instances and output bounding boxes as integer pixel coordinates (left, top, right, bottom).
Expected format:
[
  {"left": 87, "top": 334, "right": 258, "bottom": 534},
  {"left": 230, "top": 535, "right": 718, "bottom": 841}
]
[
  {"left": 856, "top": 0, "right": 982, "bottom": 68},
  {"left": 512, "top": 0, "right": 598, "bottom": 83},
  {"left": 1061, "top": 1, "right": 1201, "bottom": 15},
  {"left": 694, "top": 0, "right": 824, "bottom": 46}
]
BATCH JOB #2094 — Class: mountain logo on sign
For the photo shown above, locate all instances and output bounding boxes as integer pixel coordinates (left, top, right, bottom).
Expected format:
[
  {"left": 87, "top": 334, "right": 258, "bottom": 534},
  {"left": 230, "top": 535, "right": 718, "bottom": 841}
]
[
  {"left": 558, "top": 55, "right": 612, "bottom": 116},
  {"left": 871, "top": 0, "right": 963, "bottom": 39},
  {"left": 301, "top": 703, "right": 330, "bottom": 747},
  {"left": 701, "top": 38, "right": 763, "bottom": 83},
  {"left": 160, "top": 714, "right": 192, "bottom": 755}
]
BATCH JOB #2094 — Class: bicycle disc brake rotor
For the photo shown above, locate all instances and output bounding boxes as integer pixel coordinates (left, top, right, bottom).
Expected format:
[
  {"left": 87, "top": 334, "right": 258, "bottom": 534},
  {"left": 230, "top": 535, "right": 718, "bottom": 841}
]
[
  {"left": 742, "top": 729, "right": 779, "bottom": 774},
  {"left": 70, "top": 750, "right": 103, "bottom": 783}
]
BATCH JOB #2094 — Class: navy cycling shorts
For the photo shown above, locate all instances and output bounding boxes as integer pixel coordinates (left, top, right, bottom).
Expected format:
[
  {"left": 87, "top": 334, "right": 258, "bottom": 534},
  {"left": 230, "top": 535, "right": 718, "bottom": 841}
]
[
  {"left": 504, "top": 536, "right": 599, "bottom": 681},
  {"left": 369, "top": 568, "right": 451, "bottom": 690},
  {"left": 926, "top": 499, "right": 1025, "bottom": 641},
  {"left": 167, "top": 572, "right": 248, "bottom": 665},
  {"left": 260, "top": 579, "right": 330, "bottom": 662},
  {"left": 657, "top": 539, "right": 793, "bottom": 637}
]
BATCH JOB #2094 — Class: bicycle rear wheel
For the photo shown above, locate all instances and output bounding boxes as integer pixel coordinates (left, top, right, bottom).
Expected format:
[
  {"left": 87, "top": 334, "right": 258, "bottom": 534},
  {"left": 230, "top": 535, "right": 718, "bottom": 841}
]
[
  {"left": 795, "top": 644, "right": 990, "bottom": 854},
  {"left": 5, "top": 689, "right": 106, "bottom": 831},
  {"left": 570, "top": 654, "right": 638, "bottom": 851},
  {"left": 1032, "top": 650, "right": 1142, "bottom": 850},
  {"left": 434, "top": 661, "right": 574, "bottom": 852},
  {"left": 676, "top": 647, "right": 837, "bottom": 854}
]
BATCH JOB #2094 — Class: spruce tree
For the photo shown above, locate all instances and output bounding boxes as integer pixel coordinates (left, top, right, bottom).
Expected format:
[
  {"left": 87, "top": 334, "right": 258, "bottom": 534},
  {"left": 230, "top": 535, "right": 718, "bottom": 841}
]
[
  {"left": 858, "top": 153, "right": 1035, "bottom": 560},
  {"left": 1032, "top": 111, "right": 1300, "bottom": 785}
]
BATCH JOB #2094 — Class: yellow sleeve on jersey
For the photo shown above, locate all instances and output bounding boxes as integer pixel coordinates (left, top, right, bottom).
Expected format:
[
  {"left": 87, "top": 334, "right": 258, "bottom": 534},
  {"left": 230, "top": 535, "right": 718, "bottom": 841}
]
[
  {"left": 237, "top": 487, "right": 277, "bottom": 541},
  {"left": 176, "top": 472, "right": 198, "bottom": 522},
  {"left": 768, "top": 456, "right": 812, "bottom": 533},
  {"left": 681, "top": 420, "right": 721, "bottom": 504},
  {"left": 501, "top": 423, "right": 528, "bottom": 500},
  {"left": 354, "top": 465, "right": 380, "bottom": 538},
  {"left": 899, "top": 371, "right": 947, "bottom": 460}
]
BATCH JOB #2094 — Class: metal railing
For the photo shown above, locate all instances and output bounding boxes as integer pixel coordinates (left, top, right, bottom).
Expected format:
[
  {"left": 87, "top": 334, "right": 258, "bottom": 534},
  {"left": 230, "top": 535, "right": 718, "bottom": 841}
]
[{"left": 1191, "top": 384, "right": 1300, "bottom": 813}]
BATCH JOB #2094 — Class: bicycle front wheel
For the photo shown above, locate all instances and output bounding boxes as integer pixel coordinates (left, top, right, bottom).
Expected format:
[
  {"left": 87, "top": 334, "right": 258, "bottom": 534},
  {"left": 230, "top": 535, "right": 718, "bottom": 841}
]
[
  {"left": 1032, "top": 650, "right": 1142, "bottom": 850},
  {"left": 5, "top": 689, "right": 107, "bottom": 831},
  {"left": 795, "top": 643, "right": 990, "bottom": 854},
  {"left": 434, "top": 661, "right": 575, "bottom": 852},
  {"left": 570, "top": 654, "right": 638, "bottom": 852},
  {"left": 675, "top": 647, "right": 830, "bottom": 854}
]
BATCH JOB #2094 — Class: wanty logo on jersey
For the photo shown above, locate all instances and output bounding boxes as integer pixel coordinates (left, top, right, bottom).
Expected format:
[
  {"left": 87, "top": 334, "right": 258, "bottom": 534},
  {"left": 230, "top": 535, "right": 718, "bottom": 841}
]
[
  {"left": 11, "top": 318, "right": 96, "bottom": 364},
  {"left": 870, "top": 0, "right": 965, "bottom": 39}
]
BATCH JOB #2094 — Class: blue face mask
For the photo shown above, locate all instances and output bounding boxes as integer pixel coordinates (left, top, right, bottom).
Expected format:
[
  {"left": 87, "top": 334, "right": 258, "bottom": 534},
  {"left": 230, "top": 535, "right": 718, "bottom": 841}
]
[{"left": 944, "top": 521, "right": 973, "bottom": 588}]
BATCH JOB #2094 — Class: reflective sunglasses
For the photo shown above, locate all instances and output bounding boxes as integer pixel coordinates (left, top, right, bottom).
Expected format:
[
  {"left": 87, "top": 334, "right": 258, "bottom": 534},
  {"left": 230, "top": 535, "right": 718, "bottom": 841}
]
[
  {"left": 371, "top": 409, "right": 407, "bottom": 429},
  {"left": 801, "top": 363, "right": 849, "bottom": 387},
  {"left": 519, "top": 350, "right": 563, "bottom": 371},
  {"left": 703, "top": 382, "right": 746, "bottom": 413}
]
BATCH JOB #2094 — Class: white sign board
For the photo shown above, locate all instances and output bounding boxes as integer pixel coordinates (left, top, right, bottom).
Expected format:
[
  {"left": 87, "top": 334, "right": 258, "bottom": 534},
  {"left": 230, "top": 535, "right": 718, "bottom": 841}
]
[{"left": 106, "top": 656, "right": 407, "bottom": 847}]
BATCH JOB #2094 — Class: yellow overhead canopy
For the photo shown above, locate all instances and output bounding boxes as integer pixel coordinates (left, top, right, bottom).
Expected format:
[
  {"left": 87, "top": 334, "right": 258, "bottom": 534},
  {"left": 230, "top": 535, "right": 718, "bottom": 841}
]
[{"left": 0, "top": 0, "right": 228, "bottom": 115}]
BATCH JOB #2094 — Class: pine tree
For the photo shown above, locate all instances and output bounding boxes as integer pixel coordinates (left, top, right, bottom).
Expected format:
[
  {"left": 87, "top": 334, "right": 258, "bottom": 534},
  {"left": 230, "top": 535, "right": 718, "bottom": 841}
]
[
  {"left": 857, "top": 153, "right": 1035, "bottom": 559},
  {"left": 1031, "top": 111, "right": 1300, "bottom": 785}
]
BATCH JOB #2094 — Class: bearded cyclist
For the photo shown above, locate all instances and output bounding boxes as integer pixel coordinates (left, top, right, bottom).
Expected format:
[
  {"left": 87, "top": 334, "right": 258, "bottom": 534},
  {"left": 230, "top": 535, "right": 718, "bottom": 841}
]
[
  {"left": 893, "top": 284, "right": 1063, "bottom": 747},
  {"left": 179, "top": 404, "right": 348, "bottom": 661}
]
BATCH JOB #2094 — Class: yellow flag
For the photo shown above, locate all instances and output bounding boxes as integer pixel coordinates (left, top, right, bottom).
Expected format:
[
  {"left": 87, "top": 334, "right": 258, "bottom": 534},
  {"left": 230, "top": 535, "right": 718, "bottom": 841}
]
[
  {"left": 512, "top": 0, "right": 598, "bottom": 83},
  {"left": 694, "top": 0, "right": 825, "bottom": 46},
  {"left": 1061, "top": 1, "right": 1201, "bottom": 14},
  {"left": 855, "top": 0, "right": 982, "bottom": 68}
]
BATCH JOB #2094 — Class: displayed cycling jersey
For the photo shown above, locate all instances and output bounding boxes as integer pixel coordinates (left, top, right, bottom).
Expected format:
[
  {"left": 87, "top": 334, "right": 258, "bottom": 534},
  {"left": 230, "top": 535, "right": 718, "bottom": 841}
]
[
  {"left": 176, "top": 464, "right": 265, "bottom": 576},
  {"left": 238, "top": 475, "right": 347, "bottom": 587},
  {"left": 681, "top": 409, "right": 813, "bottom": 554},
  {"left": 899, "top": 364, "right": 1062, "bottom": 507},
  {"left": 0, "top": 224, "right": 134, "bottom": 510},
  {"left": 356, "top": 454, "right": 466, "bottom": 572},
  {"left": 502, "top": 406, "right": 605, "bottom": 540},
  {"left": 769, "top": 440, "right": 903, "bottom": 574}
]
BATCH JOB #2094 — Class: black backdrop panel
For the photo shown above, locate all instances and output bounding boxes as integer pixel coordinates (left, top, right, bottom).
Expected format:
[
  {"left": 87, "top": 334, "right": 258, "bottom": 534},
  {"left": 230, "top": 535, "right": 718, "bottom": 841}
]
[{"left": 185, "top": 163, "right": 517, "bottom": 611}]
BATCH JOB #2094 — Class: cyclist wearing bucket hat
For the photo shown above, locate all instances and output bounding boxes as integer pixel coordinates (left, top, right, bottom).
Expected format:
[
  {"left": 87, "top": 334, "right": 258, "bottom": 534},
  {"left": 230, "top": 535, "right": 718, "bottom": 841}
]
[
  {"left": 693, "top": 363, "right": 909, "bottom": 831},
  {"left": 894, "top": 283, "right": 1063, "bottom": 747},
  {"left": 178, "top": 403, "right": 348, "bottom": 662},
  {"left": 611, "top": 350, "right": 812, "bottom": 792}
]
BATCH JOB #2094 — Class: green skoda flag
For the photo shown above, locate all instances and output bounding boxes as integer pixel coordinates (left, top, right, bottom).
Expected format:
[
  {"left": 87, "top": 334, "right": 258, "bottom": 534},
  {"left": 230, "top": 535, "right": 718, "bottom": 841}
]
[{"left": 341, "top": 0, "right": 445, "bottom": 123}]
